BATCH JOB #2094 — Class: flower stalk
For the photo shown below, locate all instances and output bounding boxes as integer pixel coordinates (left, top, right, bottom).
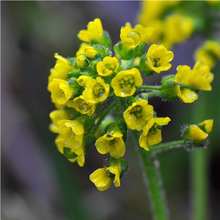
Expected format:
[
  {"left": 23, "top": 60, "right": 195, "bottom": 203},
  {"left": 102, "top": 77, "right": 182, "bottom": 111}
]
[
  {"left": 151, "top": 140, "right": 184, "bottom": 152},
  {"left": 133, "top": 131, "right": 169, "bottom": 220},
  {"left": 137, "top": 85, "right": 163, "bottom": 91},
  {"left": 91, "top": 102, "right": 116, "bottom": 133}
]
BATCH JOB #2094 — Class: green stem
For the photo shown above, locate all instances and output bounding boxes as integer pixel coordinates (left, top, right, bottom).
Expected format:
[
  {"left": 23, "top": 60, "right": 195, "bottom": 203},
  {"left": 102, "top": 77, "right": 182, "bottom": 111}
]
[
  {"left": 141, "top": 91, "right": 161, "bottom": 99},
  {"left": 137, "top": 85, "right": 163, "bottom": 91},
  {"left": 91, "top": 102, "right": 115, "bottom": 133},
  {"left": 151, "top": 140, "right": 184, "bottom": 152},
  {"left": 191, "top": 149, "right": 208, "bottom": 220},
  {"left": 133, "top": 131, "right": 169, "bottom": 220},
  {"left": 190, "top": 92, "right": 210, "bottom": 220}
]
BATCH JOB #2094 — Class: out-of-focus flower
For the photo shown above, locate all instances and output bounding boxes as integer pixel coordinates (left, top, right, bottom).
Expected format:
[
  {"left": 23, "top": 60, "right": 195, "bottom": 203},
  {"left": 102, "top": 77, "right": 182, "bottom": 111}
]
[
  {"left": 163, "top": 13, "right": 194, "bottom": 49},
  {"left": 195, "top": 40, "right": 220, "bottom": 68},
  {"left": 49, "top": 53, "right": 75, "bottom": 82}
]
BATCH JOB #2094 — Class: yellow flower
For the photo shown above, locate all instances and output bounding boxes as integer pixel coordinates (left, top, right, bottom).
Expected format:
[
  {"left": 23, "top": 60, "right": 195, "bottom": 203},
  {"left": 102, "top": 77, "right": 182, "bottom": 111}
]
[
  {"left": 76, "top": 55, "right": 87, "bottom": 68},
  {"left": 95, "top": 130, "right": 125, "bottom": 158},
  {"left": 76, "top": 43, "right": 97, "bottom": 59},
  {"left": 55, "top": 135, "right": 85, "bottom": 167},
  {"left": 89, "top": 163, "right": 122, "bottom": 191},
  {"left": 57, "top": 119, "right": 84, "bottom": 154},
  {"left": 77, "top": 75, "right": 91, "bottom": 87},
  {"left": 89, "top": 168, "right": 112, "bottom": 191},
  {"left": 66, "top": 96, "right": 96, "bottom": 116},
  {"left": 146, "top": 44, "right": 174, "bottom": 73},
  {"left": 183, "top": 119, "right": 213, "bottom": 149},
  {"left": 49, "top": 53, "right": 74, "bottom": 82},
  {"left": 138, "top": 1, "right": 165, "bottom": 26},
  {"left": 139, "top": 117, "right": 171, "bottom": 151},
  {"left": 123, "top": 100, "right": 154, "bottom": 131},
  {"left": 138, "top": 0, "right": 179, "bottom": 27},
  {"left": 97, "top": 56, "right": 119, "bottom": 76},
  {"left": 163, "top": 13, "right": 194, "bottom": 49},
  {"left": 49, "top": 109, "right": 69, "bottom": 133},
  {"left": 82, "top": 77, "right": 110, "bottom": 103},
  {"left": 147, "top": 20, "right": 164, "bottom": 43},
  {"left": 48, "top": 79, "right": 75, "bottom": 105},
  {"left": 125, "top": 22, "right": 153, "bottom": 44},
  {"left": 195, "top": 40, "right": 220, "bottom": 68},
  {"left": 78, "top": 18, "right": 104, "bottom": 44},
  {"left": 193, "top": 61, "right": 214, "bottom": 84},
  {"left": 120, "top": 26, "right": 142, "bottom": 50},
  {"left": 174, "top": 62, "right": 213, "bottom": 91},
  {"left": 111, "top": 68, "right": 143, "bottom": 97},
  {"left": 186, "top": 125, "right": 208, "bottom": 142}
]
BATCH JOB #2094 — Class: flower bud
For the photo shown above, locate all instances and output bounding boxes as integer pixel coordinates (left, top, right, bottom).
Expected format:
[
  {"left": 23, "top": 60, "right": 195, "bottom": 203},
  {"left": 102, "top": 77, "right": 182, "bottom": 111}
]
[{"left": 182, "top": 120, "right": 213, "bottom": 151}]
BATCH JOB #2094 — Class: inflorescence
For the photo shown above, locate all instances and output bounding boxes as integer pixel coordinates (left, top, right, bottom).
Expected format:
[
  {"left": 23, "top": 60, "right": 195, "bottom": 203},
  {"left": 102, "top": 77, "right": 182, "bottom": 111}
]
[{"left": 48, "top": 18, "right": 215, "bottom": 191}]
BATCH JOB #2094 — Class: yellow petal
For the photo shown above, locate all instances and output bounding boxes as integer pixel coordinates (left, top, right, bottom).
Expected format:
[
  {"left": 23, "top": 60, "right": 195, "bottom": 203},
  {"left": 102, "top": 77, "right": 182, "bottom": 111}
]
[
  {"left": 95, "top": 136, "right": 112, "bottom": 154},
  {"left": 188, "top": 125, "right": 208, "bottom": 141},
  {"left": 109, "top": 137, "right": 126, "bottom": 158},
  {"left": 197, "top": 119, "right": 214, "bottom": 134},
  {"left": 154, "top": 117, "right": 171, "bottom": 126},
  {"left": 89, "top": 168, "right": 112, "bottom": 191},
  {"left": 107, "top": 164, "right": 121, "bottom": 187},
  {"left": 148, "top": 130, "right": 162, "bottom": 146},
  {"left": 176, "top": 87, "right": 198, "bottom": 103}
]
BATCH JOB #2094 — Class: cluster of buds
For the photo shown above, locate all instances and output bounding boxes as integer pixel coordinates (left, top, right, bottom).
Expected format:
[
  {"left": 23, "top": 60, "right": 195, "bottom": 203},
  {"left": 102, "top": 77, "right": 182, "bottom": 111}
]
[{"left": 48, "top": 18, "right": 214, "bottom": 191}]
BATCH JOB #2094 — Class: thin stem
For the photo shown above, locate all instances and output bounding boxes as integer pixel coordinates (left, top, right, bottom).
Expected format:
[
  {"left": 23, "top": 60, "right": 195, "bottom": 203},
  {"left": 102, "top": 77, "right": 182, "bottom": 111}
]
[
  {"left": 151, "top": 140, "right": 184, "bottom": 152},
  {"left": 137, "top": 85, "right": 163, "bottom": 91},
  {"left": 141, "top": 91, "right": 161, "bottom": 99},
  {"left": 133, "top": 131, "right": 169, "bottom": 220},
  {"left": 91, "top": 102, "right": 115, "bottom": 133}
]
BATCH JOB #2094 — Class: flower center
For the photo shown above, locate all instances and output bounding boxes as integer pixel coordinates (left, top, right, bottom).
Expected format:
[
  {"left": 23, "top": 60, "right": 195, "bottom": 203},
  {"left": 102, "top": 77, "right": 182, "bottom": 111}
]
[
  {"left": 149, "top": 123, "right": 161, "bottom": 134},
  {"left": 79, "top": 100, "right": 90, "bottom": 112},
  {"left": 130, "top": 105, "right": 143, "bottom": 118},
  {"left": 151, "top": 58, "right": 160, "bottom": 67},
  {"left": 105, "top": 63, "right": 115, "bottom": 71},
  {"left": 119, "top": 74, "right": 135, "bottom": 89},
  {"left": 58, "top": 89, "right": 65, "bottom": 98},
  {"left": 93, "top": 83, "right": 105, "bottom": 97},
  {"left": 127, "top": 31, "right": 141, "bottom": 47}
]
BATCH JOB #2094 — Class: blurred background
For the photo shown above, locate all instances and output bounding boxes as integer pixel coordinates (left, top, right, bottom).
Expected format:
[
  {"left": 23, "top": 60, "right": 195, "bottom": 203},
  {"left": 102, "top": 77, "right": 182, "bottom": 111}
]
[{"left": 1, "top": 1, "right": 220, "bottom": 220}]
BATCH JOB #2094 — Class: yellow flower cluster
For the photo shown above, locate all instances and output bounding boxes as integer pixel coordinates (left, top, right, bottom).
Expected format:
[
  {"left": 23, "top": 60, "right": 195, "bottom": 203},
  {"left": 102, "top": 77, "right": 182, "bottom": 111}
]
[
  {"left": 48, "top": 18, "right": 214, "bottom": 191},
  {"left": 138, "top": 1, "right": 194, "bottom": 48},
  {"left": 161, "top": 60, "right": 214, "bottom": 103},
  {"left": 195, "top": 40, "right": 220, "bottom": 68}
]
